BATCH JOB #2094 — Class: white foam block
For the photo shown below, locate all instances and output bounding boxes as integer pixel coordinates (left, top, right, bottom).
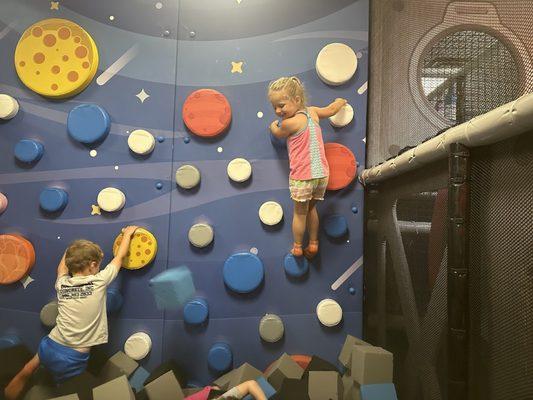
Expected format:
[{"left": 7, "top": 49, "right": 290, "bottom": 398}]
[
  {"left": 0, "top": 94, "right": 19, "bottom": 120},
  {"left": 227, "top": 158, "right": 252, "bottom": 182},
  {"left": 316, "top": 298, "right": 343, "bottom": 327},
  {"left": 97, "top": 187, "right": 126, "bottom": 212},
  {"left": 128, "top": 129, "right": 155, "bottom": 155},
  {"left": 329, "top": 104, "right": 354, "bottom": 128},
  {"left": 316, "top": 43, "right": 357, "bottom": 86},
  {"left": 258, "top": 201, "right": 283, "bottom": 226},
  {"left": 124, "top": 332, "right": 152, "bottom": 361}
]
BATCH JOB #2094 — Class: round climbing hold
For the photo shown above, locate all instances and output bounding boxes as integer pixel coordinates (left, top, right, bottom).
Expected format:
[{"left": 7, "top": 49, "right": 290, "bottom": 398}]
[
  {"left": 128, "top": 129, "right": 155, "bottom": 155},
  {"left": 349, "top": 287, "right": 356, "bottom": 295},
  {"left": 188, "top": 223, "right": 214, "bottom": 248},
  {"left": 39, "top": 187, "right": 68, "bottom": 212},
  {"left": 323, "top": 214, "right": 348, "bottom": 238},
  {"left": 259, "top": 201, "right": 283, "bottom": 226},
  {"left": 324, "top": 143, "right": 357, "bottom": 190},
  {"left": 175, "top": 164, "right": 201, "bottom": 189},
  {"left": 97, "top": 187, "right": 125, "bottom": 212},
  {"left": 157, "top": 136, "right": 165, "bottom": 143},
  {"left": 0, "top": 234, "right": 35, "bottom": 285},
  {"left": 316, "top": 43, "right": 357, "bottom": 86},
  {"left": 112, "top": 227, "right": 157, "bottom": 270},
  {"left": 67, "top": 104, "right": 110, "bottom": 144},
  {"left": 0, "top": 94, "right": 19, "bottom": 120},
  {"left": 351, "top": 206, "right": 358, "bottom": 214},
  {"left": 316, "top": 298, "right": 343, "bottom": 327},
  {"left": 283, "top": 254, "right": 309, "bottom": 278},
  {"left": 40, "top": 300, "right": 58, "bottom": 327},
  {"left": 182, "top": 89, "right": 232, "bottom": 137},
  {"left": 155, "top": 182, "right": 163, "bottom": 190},
  {"left": 227, "top": 158, "right": 252, "bottom": 183},
  {"left": 107, "top": 288, "right": 123, "bottom": 313},
  {"left": 0, "top": 192, "right": 8, "bottom": 214},
  {"left": 329, "top": 103, "right": 354, "bottom": 128},
  {"left": 208, "top": 342, "right": 233, "bottom": 373},
  {"left": 14, "top": 139, "right": 44, "bottom": 164},
  {"left": 124, "top": 332, "right": 152, "bottom": 361},
  {"left": 183, "top": 298, "right": 209, "bottom": 325},
  {"left": 0, "top": 334, "right": 21, "bottom": 349},
  {"left": 183, "top": 136, "right": 190, "bottom": 144},
  {"left": 259, "top": 314, "right": 284, "bottom": 343},
  {"left": 223, "top": 252, "right": 264, "bottom": 293}
]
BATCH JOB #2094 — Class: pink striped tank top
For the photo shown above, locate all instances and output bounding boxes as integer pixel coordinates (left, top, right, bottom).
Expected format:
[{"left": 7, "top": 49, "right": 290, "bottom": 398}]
[{"left": 287, "top": 109, "right": 329, "bottom": 180}]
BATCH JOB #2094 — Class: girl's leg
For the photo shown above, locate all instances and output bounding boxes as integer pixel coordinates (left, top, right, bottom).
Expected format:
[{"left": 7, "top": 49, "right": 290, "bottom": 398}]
[
  {"left": 304, "top": 200, "right": 320, "bottom": 259},
  {"left": 4, "top": 354, "right": 40, "bottom": 400},
  {"left": 292, "top": 200, "right": 309, "bottom": 256}
]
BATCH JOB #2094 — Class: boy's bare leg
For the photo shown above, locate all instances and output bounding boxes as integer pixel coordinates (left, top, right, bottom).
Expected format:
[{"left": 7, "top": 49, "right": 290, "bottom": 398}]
[{"left": 4, "top": 354, "right": 40, "bottom": 400}]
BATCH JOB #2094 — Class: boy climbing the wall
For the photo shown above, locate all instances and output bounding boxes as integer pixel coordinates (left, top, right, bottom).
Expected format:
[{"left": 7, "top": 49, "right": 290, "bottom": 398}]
[{"left": 4, "top": 226, "right": 139, "bottom": 400}]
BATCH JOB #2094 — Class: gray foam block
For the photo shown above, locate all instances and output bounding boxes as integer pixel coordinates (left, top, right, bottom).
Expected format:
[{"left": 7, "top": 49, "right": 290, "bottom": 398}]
[
  {"left": 338, "top": 335, "right": 370, "bottom": 368},
  {"left": 49, "top": 395, "right": 81, "bottom": 400},
  {"left": 265, "top": 353, "right": 304, "bottom": 391},
  {"left": 212, "top": 368, "right": 238, "bottom": 391},
  {"left": 144, "top": 370, "right": 184, "bottom": 400},
  {"left": 342, "top": 371, "right": 361, "bottom": 400},
  {"left": 23, "top": 385, "right": 58, "bottom": 400},
  {"left": 93, "top": 375, "right": 134, "bottom": 400},
  {"left": 351, "top": 346, "right": 393, "bottom": 385},
  {"left": 99, "top": 351, "right": 139, "bottom": 381},
  {"left": 308, "top": 371, "right": 343, "bottom": 400},
  {"left": 228, "top": 363, "right": 263, "bottom": 389}
]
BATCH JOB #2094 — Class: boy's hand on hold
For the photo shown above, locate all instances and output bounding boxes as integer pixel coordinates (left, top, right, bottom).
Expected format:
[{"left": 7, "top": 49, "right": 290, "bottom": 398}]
[{"left": 122, "top": 225, "right": 139, "bottom": 238}]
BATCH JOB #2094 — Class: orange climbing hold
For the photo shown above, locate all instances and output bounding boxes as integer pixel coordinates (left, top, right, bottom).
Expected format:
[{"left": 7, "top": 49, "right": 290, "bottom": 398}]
[
  {"left": 0, "top": 234, "right": 36, "bottom": 284},
  {"left": 324, "top": 142, "right": 357, "bottom": 190},
  {"left": 182, "top": 89, "right": 232, "bottom": 137}
]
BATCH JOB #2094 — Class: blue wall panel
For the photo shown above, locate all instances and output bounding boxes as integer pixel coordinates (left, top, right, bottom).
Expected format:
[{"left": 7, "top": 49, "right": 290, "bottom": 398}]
[{"left": 0, "top": 0, "right": 368, "bottom": 385}]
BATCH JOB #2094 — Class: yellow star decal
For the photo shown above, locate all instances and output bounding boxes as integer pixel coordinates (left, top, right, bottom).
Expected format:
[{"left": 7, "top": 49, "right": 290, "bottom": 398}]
[
  {"left": 91, "top": 204, "right": 101, "bottom": 215},
  {"left": 231, "top": 61, "right": 243, "bottom": 74},
  {"left": 50, "top": 1, "right": 59, "bottom": 10}
]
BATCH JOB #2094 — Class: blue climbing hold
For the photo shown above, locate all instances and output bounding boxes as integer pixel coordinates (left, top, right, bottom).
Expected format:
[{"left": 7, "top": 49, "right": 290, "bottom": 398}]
[
  {"left": 351, "top": 206, "right": 358, "bottom": 214},
  {"left": 107, "top": 288, "right": 123, "bottom": 314},
  {"left": 183, "top": 136, "right": 191, "bottom": 144},
  {"left": 283, "top": 254, "right": 309, "bottom": 278},
  {"left": 223, "top": 253, "right": 264, "bottom": 293},
  {"left": 324, "top": 214, "right": 348, "bottom": 238},
  {"left": 157, "top": 136, "right": 165, "bottom": 143},
  {"left": 349, "top": 287, "right": 356, "bottom": 295},
  {"left": 155, "top": 182, "right": 163, "bottom": 190},
  {"left": 183, "top": 298, "right": 209, "bottom": 325},
  {"left": 208, "top": 342, "right": 233, "bottom": 373},
  {"left": 39, "top": 188, "right": 68, "bottom": 212},
  {"left": 67, "top": 104, "right": 111, "bottom": 144},
  {"left": 14, "top": 139, "right": 44, "bottom": 163}
]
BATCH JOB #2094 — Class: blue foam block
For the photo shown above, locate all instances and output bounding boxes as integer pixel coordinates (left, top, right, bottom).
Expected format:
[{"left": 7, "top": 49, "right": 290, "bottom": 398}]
[
  {"left": 323, "top": 214, "right": 348, "bottom": 238},
  {"left": 360, "top": 383, "right": 398, "bottom": 400},
  {"left": 107, "top": 288, "right": 123, "bottom": 314},
  {"left": 67, "top": 104, "right": 111, "bottom": 144},
  {"left": 243, "top": 377, "right": 276, "bottom": 400},
  {"left": 14, "top": 139, "right": 44, "bottom": 163},
  {"left": 0, "top": 334, "right": 21, "bottom": 349},
  {"left": 129, "top": 366, "right": 150, "bottom": 392},
  {"left": 183, "top": 298, "right": 209, "bottom": 325},
  {"left": 208, "top": 342, "right": 232, "bottom": 373},
  {"left": 223, "top": 253, "right": 264, "bottom": 293},
  {"left": 149, "top": 266, "right": 195, "bottom": 310},
  {"left": 39, "top": 188, "right": 68, "bottom": 212},
  {"left": 283, "top": 254, "right": 309, "bottom": 278}
]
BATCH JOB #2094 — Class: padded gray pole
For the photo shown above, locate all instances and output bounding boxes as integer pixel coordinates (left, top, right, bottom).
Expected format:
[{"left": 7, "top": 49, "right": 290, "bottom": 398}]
[{"left": 447, "top": 143, "right": 470, "bottom": 399}]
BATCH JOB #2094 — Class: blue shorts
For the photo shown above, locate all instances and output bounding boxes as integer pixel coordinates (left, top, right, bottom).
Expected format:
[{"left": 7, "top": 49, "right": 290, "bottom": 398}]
[{"left": 38, "top": 336, "right": 89, "bottom": 383}]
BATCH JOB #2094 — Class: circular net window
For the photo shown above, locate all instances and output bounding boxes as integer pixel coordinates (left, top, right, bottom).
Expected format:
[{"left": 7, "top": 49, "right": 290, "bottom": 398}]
[{"left": 420, "top": 29, "right": 521, "bottom": 125}]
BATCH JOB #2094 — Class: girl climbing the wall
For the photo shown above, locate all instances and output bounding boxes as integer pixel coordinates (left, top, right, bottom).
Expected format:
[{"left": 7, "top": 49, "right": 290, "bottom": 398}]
[{"left": 268, "top": 76, "right": 347, "bottom": 259}]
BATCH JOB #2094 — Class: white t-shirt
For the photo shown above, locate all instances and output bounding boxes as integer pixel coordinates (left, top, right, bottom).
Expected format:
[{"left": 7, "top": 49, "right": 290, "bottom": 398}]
[{"left": 48, "top": 263, "right": 120, "bottom": 348}]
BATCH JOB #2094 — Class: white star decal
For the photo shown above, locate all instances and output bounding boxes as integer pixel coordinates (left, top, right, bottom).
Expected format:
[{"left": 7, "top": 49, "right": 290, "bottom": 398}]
[{"left": 136, "top": 89, "right": 150, "bottom": 103}]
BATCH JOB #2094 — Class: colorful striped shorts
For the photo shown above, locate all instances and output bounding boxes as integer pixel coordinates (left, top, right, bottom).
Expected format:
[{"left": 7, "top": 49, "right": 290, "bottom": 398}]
[{"left": 289, "top": 176, "right": 329, "bottom": 202}]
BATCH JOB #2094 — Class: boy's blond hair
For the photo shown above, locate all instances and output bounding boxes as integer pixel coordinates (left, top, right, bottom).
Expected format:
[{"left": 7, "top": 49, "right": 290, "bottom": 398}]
[
  {"left": 65, "top": 239, "right": 103, "bottom": 274},
  {"left": 268, "top": 76, "right": 307, "bottom": 107}
]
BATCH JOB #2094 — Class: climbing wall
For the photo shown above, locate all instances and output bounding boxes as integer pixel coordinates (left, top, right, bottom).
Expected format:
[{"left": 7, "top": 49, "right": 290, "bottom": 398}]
[{"left": 0, "top": 0, "right": 368, "bottom": 385}]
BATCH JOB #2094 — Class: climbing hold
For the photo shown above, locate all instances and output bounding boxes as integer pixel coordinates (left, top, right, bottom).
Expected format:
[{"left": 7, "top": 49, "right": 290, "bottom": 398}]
[
  {"left": 40, "top": 300, "right": 58, "bottom": 327},
  {"left": 351, "top": 206, "right": 358, "bottom": 214},
  {"left": 149, "top": 266, "right": 195, "bottom": 310},
  {"left": 67, "top": 104, "right": 110, "bottom": 144},
  {"left": 227, "top": 158, "right": 252, "bottom": 183},
  {"left": 323, "top": 214, "right": 348, "bottom": 238},
  {"left": 259, "top": 314, "right": 284, "bottom": 343},
  {"left": 316, "top": 299, "right": 343, "bottom": 327},
  {"left": 124, "top": 332, "right": 152, "bottom": 361},
  {"left": 0, "top": 234, "right": 35, "bottom": 285},
  {"left": 324, "top": 143, "right": 357, "bottom": 190},
  {"left": 14, "top": 139, "right": 44, "bottom": 164},
  {"left": 188, "top": 223, "right": 214, "bottom": 248},
  {"left": 97, "top": 187, "right": 126, "bottom": 212},
  {"left": 0, "top": 94, "right": 19, "bottom": 119},
  {"left": 329, "top": 103, "right": 354, "bottom": 128},
  {"left": 258, "top": 201, "right": 283, "bottom": 226},
  {"left": 39, "top": 187, "right": 69, "bottom": 212},
  {"left": 0, "top": 193, "right": 8, "bottom": 214},
  {"left": 349, "top": 287, "right": 356, "bottom": 295},
  {"left": 223, "top": 252, "right": 264, "bottom": 293},
  {"left": 128, "top": 129, "right": 155, "bottom": 155},
  {"left": 155, "top": 182, "right": 163, "bottom": 190},
  {"left": 316, "top": 43, "right": 357, "bottom": 86},
  {"left": 283, "top": 254, "right": 309, "bottom": 278},
  {"left": 182, "top": 89, "right": 231, "bottom": 137},
  {"left": 183, "top": 298, "right": 209, "bottom": 325},
  {"left": 208, "top": 342, "right": 233, "bottom": 373},
  {"left": 175, "top": 165, "right": 201, "bottom": 189},
  {"left": 112, "top": 227, "right": 157, "bottom": 270}
]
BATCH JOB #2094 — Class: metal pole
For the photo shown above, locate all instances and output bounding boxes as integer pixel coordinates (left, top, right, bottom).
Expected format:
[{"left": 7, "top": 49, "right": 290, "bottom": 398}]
[{"left": 447, "top": 143, "right": 470, "bottom": 399}]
